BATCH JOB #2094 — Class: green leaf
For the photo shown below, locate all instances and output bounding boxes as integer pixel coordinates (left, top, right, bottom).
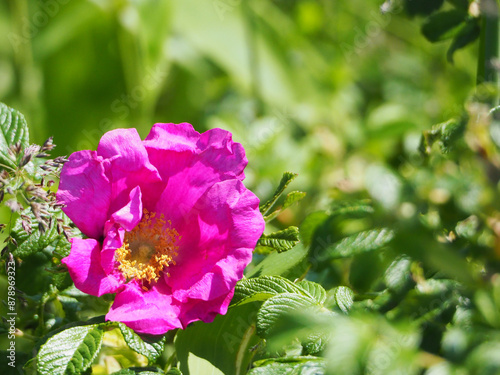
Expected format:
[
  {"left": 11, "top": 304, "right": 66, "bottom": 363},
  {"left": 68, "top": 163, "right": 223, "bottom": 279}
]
[
  {"left": 447, "top": 0, "right": 468, "bottom": 10},
  {"left": 384, "top": 256, "right": 413, "bottom": 294},
  {"left": 11, "top": 219, "right": 69, "bottom": 259},
  {"left": 110, "top": 369, "right": 166, "bottom": 375},
  {"left": 166, "top": 369, "right": 183, "bottom": 375},
  {"left": 175, "top": 303, "right": 259, "bottom": 375},
  {"left": 248, "top": 357, "right": 326, "bottom": 374},
  {"left": 447, "top": 18, "right": 480, "bottom": 63},
  {"left": 246, "top": 243, "right": 309, "bottom": 279},
  {"left": 231, "top": 275, "right": 310, "bottom": 307},
  {"left": 37, "top": 325, "right": 104, "bottom": 375},
  {"left": 326, "top": 228, "right": 394, "bottom": 259},
  {"left": 420, "top": 117, "right": 466, "bottom": 155},
  {"left": 110, "top": 369, "right": 165, "bottom": 375},
  {"left": 404, "top": 0, "right": 444, "bottom": 17},
  {"left": 260, "top": 172, "right": 298, "bottom": 215},
  {"left": 299, "top": 211, "right": 329, "bottom": 248},
  {"left": 256, "top": 226, "right": 300, "bottom": 254},
  {"left": 257, "top": 293, "right": 319, "bottom": 337},
  {"left": 329, "top": 200, "right": 374, "bottom": 217},
  {"left": 296, "top": 280, "right": 327, "bottom": 304},
  {"left": 421, "top": 10, "right": 467, "bottom": 42},
  {"left": 331, "top": 286, "right": 354, "bottom": 314},
  {"left": 0, "top": 102, "right": 29, "bottom": 170},
  {"left": 113, "top": 322, "right": 166, "bottom": 363},
  {"left": 264, "top": 191, "right": 306, "bottom": 222},
  {"left": 455, "top": 215, "right": 479, "bottom": 239}
]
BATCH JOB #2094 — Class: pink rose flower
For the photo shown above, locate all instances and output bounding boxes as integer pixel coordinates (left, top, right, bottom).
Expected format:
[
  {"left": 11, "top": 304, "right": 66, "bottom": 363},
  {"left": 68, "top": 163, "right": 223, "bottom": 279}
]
[{"left": 57, "top": 123, "right": 265, "bottom": 335}]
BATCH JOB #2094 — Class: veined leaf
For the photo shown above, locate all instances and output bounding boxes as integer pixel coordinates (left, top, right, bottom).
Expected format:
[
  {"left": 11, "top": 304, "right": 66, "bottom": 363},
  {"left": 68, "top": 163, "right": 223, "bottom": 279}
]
[
  {"left": 257, "top": 293, "right": 319, "bottom": 337},
  {"left": 326, "top": 228, "right": 394, "bottom": 259},
  {"left": 248, "top": 357, "right": 326, "bottom": 374},
  {"left": 264, "top": 191, "right": 306, "bottom": 222},
  {"left": 0, "top": 102, "right": 29, "bottom": 170},
  {"left": 111, "top": 369, "right": 166, "bottom": 375},
  {"left": 11, "top": 217, "right": 69, "bottom": 259},
  {"left": 37, "top": 325, "right": 104, "bottom": 375},
  {"left": 231, "top": 275, "right": 310, "bottom": 307},
  {"left": 256, "top": 226, "right": 300, "bottom": 253},
  {"left": 260, "top": 172, "right": 298, "bottom": 215},
  {"left": 297, "top": 280, "right": 327, "bottom": 304},
  {"left": 112, "top": 322, "right": 166, "bottom": 363},
  {"left": 329, "top": 200, "right": 374, "bottom": 217},
  {"left": 331, "top": 286, "right": 354, "bottom": 314}
]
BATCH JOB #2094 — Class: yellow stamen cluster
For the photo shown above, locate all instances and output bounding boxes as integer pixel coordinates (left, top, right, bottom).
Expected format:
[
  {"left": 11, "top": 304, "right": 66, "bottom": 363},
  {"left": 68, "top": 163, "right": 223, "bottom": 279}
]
[{"left": 115, "top": 209, "right": 179, "bottom": 285}]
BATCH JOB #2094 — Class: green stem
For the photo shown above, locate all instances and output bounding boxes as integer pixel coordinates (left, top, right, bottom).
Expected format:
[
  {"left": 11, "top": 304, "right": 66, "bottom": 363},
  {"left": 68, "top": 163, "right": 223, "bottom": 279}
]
[
  {"left": 242, "top": 1, "right": 263, "bottom": 117},
  {"left": 477, "top": 0, "right": 500, "bottom": 106}
]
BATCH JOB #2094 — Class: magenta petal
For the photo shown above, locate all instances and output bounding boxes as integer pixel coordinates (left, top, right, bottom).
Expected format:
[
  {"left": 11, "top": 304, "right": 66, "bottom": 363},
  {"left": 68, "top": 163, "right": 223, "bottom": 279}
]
[
  {"left": 180, "top": 291, "right": 234, "bottom": 328},
  {"left": 97, "top": 128, "right": 163, "bottom": 212},
  {"left": 197, "top": 127, "right": 247, "bottom": 180},
  {"left": 167, "top": 179, "right": 264, "bottom": 302},
  {"left": 110, "top": 186, "right": 143, "bottom": 231},
  {"left": 57, "top": 150, "right": 111, "bottom": 239},
  {"left": 144, "top": 123, "right": 200, "bottom": 153},
  {"left": 62, "top": 238, "right": 121, "bottom": 296},
  {"left": 106, "top": 280, "right": 182, "bottom": 334},
  {"left": 145, "top": 124, "right": 248, "bottom": 225}
]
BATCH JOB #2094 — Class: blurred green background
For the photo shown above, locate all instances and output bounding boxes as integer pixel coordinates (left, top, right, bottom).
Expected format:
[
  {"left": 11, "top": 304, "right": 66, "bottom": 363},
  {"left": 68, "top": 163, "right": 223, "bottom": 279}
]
[{"left": 0, "top": 0, "right": 477, "bottom": 214}]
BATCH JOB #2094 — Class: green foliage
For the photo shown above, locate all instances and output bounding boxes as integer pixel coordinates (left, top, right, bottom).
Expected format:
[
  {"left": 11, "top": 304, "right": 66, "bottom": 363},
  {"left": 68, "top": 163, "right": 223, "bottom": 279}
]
[
  {"left": 325, "top": 228, "right": 394, "bottom": 259},
  {"left": 37, "top": 325, "right": 104, "bottom": 375},
  {"left": 404, "top": 0, "right": 445, "bottom": 17},
  {"left": 175, "top": 303, "right": 259, "bottom": 375},
  {"left": 112, "top": 322, "right": 166, "bottom": 363},
  {"left": 256, "top": 227, "right": 300, "bottom": 254},
  {"left": 1, "top": 0, "right": 500, "bottom": 373},
  {"left": 422, "top": 10, "right": 468, "bottom": 42},
  {"left": 0, "top": 103, "right": 29, "bottom": 170},
  {"left": 260, "top": 172, "right": 298, "bottom": 216}
]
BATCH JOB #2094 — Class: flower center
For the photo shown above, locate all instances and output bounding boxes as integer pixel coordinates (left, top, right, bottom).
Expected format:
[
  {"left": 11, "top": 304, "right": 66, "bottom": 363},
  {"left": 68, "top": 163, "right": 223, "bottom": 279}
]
[{"left": 115, "top": 209, "right": 179, "bottom": 285}]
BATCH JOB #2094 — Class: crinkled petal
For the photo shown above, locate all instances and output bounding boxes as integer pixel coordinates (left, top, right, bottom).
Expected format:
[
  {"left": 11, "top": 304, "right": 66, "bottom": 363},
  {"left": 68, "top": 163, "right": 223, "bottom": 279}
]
[
  {"left": 110, "top": 186, "right": 143, "bottom": 231},
  {"left": 97, "top": 128, "right": 163, "bottom": 212},
  {"left": 57, "top": 150, "right": 111, "bottom": 239},
  {"left": 179, "top": 291, "right": 234, "bottom": 328},
  {"left": 166, "top": 179, "right": 264, "bottom": 303},
  {"left": 145, "top": 124, "right": 247, "bottom": 226},
  {"left": 62, "top": 238, "right": 122, "bottom": 297},
  {"left": 106, "top": 280, "right": 182, "bottom": 334}
]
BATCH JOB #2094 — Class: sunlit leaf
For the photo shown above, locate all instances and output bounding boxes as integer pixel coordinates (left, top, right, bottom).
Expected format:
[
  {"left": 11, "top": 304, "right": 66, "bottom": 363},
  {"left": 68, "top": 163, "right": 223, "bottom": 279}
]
[
  {"left": 260, "top": 172, "right": 298, "bottom": 215},
  {"left": 421, "top": 10, "right": 467, "bottom": 42},
  {"left": 256, "top": 226, "right": 300, "bottom": 254},
  {"left": 257, "top": 293, "right": 319, "bottom": 337},
  {"left": 231, "top": 275, "right": 310, "bottom": 307},
  {"left": 37, "top": 325, "right": 104, "bottom": 375},
  {"left": 0, "top": 102, "right": 29, "bottom": 170},
  {"left": 297, "top": 280, "right": 327, "bottom": 304},
  {"left": 325, "top": 228, "right": 394, "bottom": 259}
]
